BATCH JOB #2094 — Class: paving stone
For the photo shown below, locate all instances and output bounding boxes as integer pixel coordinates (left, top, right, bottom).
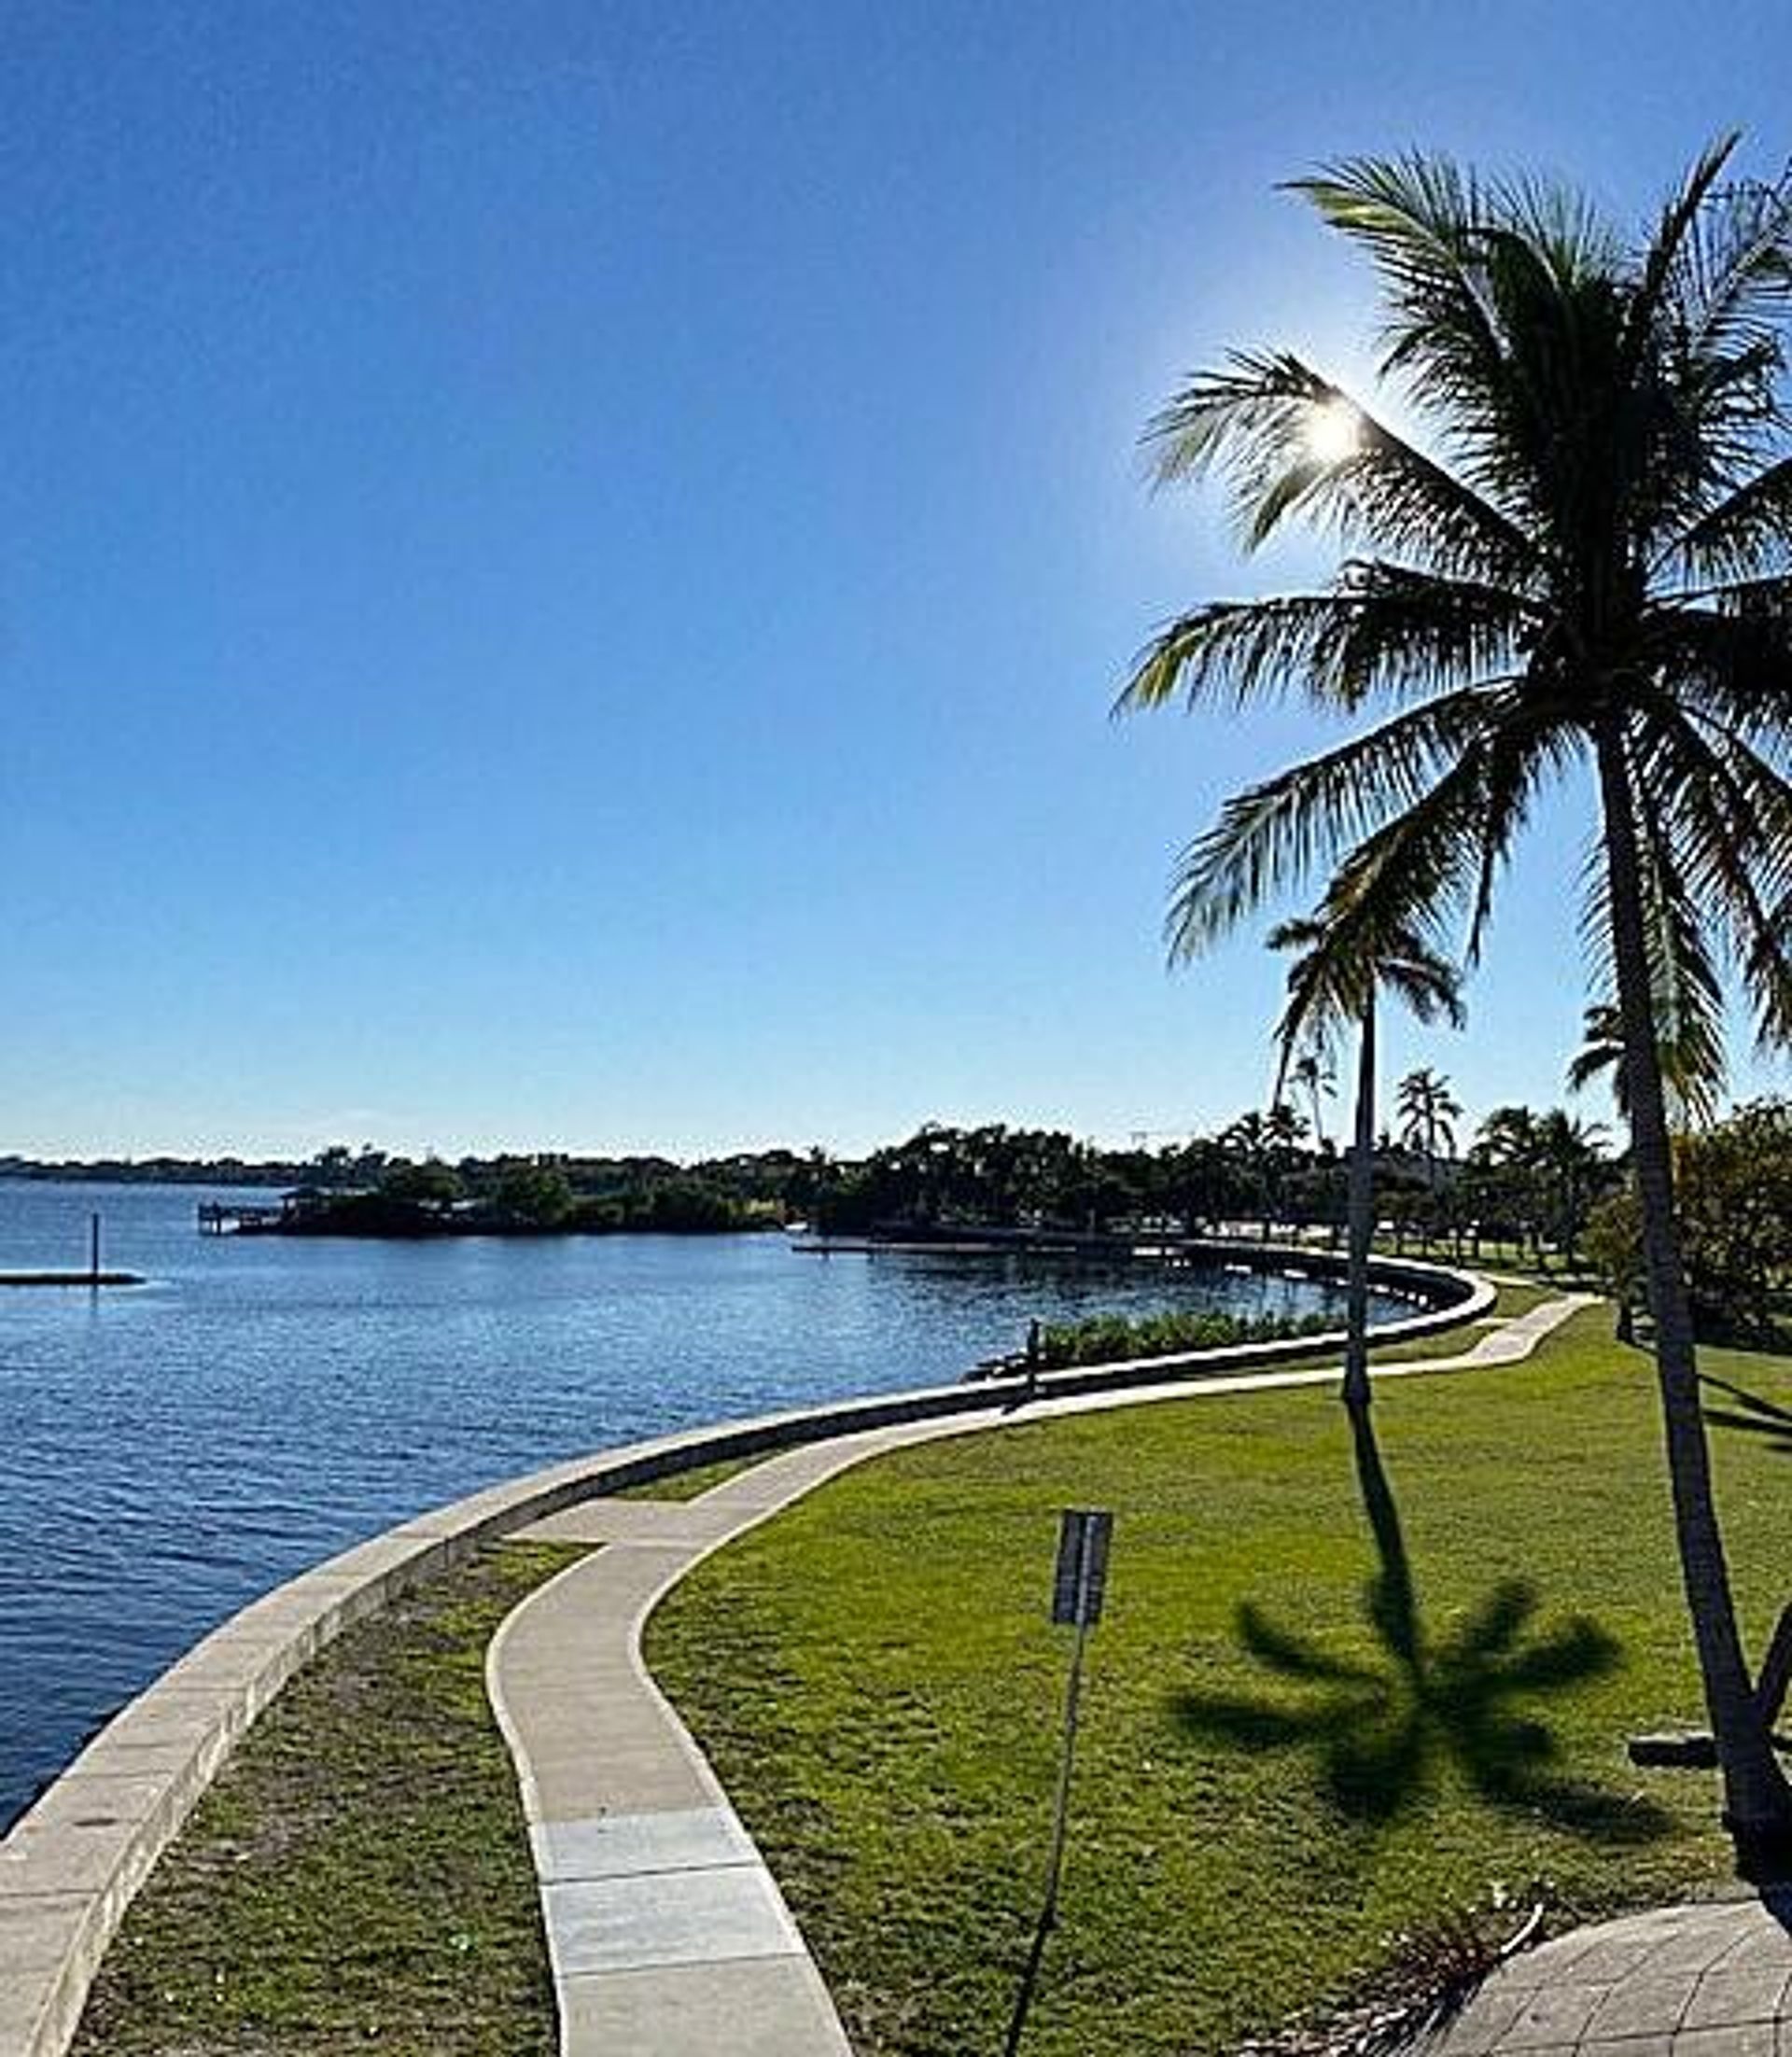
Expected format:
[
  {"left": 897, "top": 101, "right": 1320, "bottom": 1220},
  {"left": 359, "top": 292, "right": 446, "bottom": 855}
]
[
  {"left": 1645, "top": 1923, "right": 1754, "bottom": 1978},
  {"left": 1674, "top": 2023, "right": 1776, "bottom": 2056},
  {"left": 0, "top": 2011, "right": 47, "bottom": 2057},
  {"left": 1584, "top": 1974, "right": 1698, "bottom": 2039},
  {"left": 1519, "top": 1930, "right": 1613, "bottom": 1979},
  {"left": 1426, "top": 1904, "right": 1792, "bottom": 2053},
  {"left": 1682, "top": 1966, "right": 1790, "bottom": 2028},
  {"left": 543, "top": 1866, "right": 802, "bottom": 1980},
  {"left": 1421, "top": 1985, "right": 1527, "bottom": 2052},
  {"left": 1712, "top": 1914, "right": 1792, "bottom": 1971},
  {"left": 1498, "top": 1983, "right": 1603, "bottom": 2049}
]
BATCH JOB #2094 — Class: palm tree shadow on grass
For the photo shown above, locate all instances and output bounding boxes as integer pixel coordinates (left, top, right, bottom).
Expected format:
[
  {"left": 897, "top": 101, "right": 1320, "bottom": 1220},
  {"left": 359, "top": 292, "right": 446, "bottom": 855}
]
[
  {"left": 1701, "top": 1375, "right": 1792, "bottom": 1458},
  {"left": 1171, "top": 1411, "right": 1673, "bottom": 1842}
]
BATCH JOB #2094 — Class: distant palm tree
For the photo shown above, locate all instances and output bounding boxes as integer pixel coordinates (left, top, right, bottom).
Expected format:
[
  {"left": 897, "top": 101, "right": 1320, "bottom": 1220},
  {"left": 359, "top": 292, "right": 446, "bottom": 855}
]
[
  {"left": 1289, "top": 1049, "right": 1337, "bottom": 1147},
  {"left": 1222, "top": 1105, "right": 1305, "bottom": 1238},
  {"left": 1270, "top": 912, "right": 1464, "bottom": 1409},
  {"left": 1568, "top": 1001, "right": 1726, "bottom": 1130},
  {"left": 1121, "top": 141, "right": 1792, "bottom": 1862},
  {"left": 1475, "top": 1104, "right": 1542, "bottom": 1168},
  {"left": 1530, "top": 1108, "right": 1612, "bottom": 1265},
  {"left": 1394, "top": 1066, "right": 1463, "bottom": 1183}
]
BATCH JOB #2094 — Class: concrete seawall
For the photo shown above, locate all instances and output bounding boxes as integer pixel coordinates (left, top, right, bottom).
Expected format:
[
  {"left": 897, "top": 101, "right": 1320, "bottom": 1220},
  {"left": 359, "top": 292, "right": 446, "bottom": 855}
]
[{"left": 0, "top": 1250, "right": 1491, "bottom": 2057}]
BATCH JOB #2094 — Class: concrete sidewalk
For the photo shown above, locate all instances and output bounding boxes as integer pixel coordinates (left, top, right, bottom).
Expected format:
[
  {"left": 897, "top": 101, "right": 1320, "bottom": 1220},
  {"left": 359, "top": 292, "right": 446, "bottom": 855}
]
[{"left": 487, "top": 1293, "right": 1598, "bottom": 2057}]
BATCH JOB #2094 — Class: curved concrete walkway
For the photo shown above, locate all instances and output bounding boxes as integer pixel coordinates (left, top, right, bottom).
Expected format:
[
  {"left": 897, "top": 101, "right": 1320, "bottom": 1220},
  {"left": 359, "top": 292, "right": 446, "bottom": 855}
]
[
  {"left": 3, "top": 1252, "right": 1491, "bottom": 2057},
  {"left": 1416, "top": 1892, "right": 1792, "bottom": 2054},
  {"left": 488, "top": 1292, "right": 1598, "bottom": 2056}
]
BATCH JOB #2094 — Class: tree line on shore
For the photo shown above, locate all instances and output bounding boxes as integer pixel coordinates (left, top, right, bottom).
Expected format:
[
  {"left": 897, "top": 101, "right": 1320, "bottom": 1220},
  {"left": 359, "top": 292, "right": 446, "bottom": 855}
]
[{"left": 93, "top": 1096, "right": 1775, "bottom": 1342}]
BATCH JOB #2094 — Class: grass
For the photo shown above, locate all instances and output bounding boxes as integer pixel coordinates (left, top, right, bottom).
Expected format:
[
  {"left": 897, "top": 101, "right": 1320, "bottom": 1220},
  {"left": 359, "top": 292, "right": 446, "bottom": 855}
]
[
  {"left": 646, "top": 1308, "right": 1792, "bottom": 2057},
  {"left": 1344, "top": 1279, "right": 1561, "bottom": 1367},
  {"left": 616, "top": 1452, "right": 762, "bottom": 1500},
  {"left": 73, "top": 1542, "right": 580, "bottom": 2057},
  {"left": 1373, "top": 1233, "right": 1603, "bottom": 1292}
]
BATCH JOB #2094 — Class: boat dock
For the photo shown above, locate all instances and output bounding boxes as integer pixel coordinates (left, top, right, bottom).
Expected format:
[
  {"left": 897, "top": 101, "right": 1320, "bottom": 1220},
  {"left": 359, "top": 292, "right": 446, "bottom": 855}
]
[
  {"left": 0, "top": 1270, "right": 144, "bottom": 1287},
  {"left": 197, "top": 1201, "right": 288, "bottom": 1235}
]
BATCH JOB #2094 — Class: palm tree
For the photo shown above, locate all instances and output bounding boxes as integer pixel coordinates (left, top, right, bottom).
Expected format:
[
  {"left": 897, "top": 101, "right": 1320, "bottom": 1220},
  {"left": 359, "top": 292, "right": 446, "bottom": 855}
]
[
  {"left": 1289, "top": 1049, "right": 1338, "bottom": 1147},
  {"left": 1530, "top": 1108, "right": 1613, "bottom": 1266},
  {"left": 1120, "top": 141, "right": 1792, "bottom": 1865},
  {"left": 1217, "top": 1111, "right": 1300, "bottom": 1234},
  {"left": 1394, "top": 1065, "right": 1463, "bottom": 1185},
  {"left": 1568, "top": 1000, "right": 1726, "bottom": 1129},
  {"left": 1475, "top": 1104, "right": 1541, "bottom": 1168},
  {"left": 1269, "top": 911, "right": 1464, "bottom": 1409}
]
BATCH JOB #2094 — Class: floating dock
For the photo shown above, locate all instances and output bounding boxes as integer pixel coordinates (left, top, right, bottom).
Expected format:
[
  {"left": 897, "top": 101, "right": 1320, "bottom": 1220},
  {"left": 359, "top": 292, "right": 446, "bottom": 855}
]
[{"left": 0, "top": 1271, "right": 144, "bottom": 1287}]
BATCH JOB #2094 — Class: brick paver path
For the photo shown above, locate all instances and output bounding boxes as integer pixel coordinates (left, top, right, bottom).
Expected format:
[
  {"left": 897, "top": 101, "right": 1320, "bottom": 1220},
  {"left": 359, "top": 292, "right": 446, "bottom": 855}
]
[{"left": 1418, "top": 1892, "right": 1792, "bottom": 2053}]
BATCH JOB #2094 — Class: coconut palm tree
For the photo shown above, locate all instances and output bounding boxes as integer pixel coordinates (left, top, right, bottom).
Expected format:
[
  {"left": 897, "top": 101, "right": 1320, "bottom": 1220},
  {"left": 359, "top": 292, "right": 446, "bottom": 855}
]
[
  {"left": 1120, "top": 140, "right": 1792, "bottom": 1864},
  {"left": 1568, "top": 1000, "right": 1727, "bottom": 1129},
  {"left": 1394, "top": 1065, "right": 1463, "bottom": 1184},
  {"left": 1269, "top": 909, "right": 1464, "bottom": 1409}
]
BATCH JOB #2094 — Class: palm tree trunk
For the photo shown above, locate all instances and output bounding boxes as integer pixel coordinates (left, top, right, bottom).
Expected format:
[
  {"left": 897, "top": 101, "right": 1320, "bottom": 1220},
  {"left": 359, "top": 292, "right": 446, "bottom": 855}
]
[
  {"left": 1342, "top": 1000, "right": 1377, "bottom": 1412},
  {"left": 1597, "top": 727, "right": 1792, "bottom": 1871}
]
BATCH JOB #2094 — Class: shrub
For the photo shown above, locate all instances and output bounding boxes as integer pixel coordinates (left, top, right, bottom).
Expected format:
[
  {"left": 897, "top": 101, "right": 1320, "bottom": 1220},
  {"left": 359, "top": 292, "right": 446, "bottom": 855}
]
[{"left": 1035, "top": 1306, "right": 1334, "bottom": 1369}]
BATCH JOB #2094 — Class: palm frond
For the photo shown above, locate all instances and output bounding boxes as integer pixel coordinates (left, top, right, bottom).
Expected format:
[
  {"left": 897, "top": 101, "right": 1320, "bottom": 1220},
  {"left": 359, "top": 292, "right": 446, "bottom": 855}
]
[
  {"left": 1115, "top": 567, "right": 1534, "bottom": 717},
  {"left": 1270, "top": 904, "right": 1463, "bottom": 1067},
  {"left": 1665, "top": 154, "right": 1792, "bottom": 368},
  {"left": 1286, "top": 747, "right": 1506, "bottom": 981},
  {"left": 1144, "top": 348, "right": 1540, "bottom": 578},
  {"left": 1627, "top": 133, "right": 1743, "bottom": 358},
  {"left": 1164, "top": 689, "right": 1500, "bottom": 959},
  {"left": 1667, "top": 455, "right": 1792, "bottom": 581},
  {"left": 1627, "top": 707, "right": 1792, "bottom": 1051}
]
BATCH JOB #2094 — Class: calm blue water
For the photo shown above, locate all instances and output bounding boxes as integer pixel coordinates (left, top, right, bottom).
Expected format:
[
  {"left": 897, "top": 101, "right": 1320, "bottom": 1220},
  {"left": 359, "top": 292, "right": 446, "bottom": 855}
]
[{"left": 0, "top": 1180, "right": 1404, "bottom": 1829}]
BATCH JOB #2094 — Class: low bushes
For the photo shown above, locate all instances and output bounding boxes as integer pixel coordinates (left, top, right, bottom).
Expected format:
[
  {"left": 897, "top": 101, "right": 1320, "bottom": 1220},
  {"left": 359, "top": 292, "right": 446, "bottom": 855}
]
[{"left": 1035, "top": 1306, "right": 1335, "bottom": 1368}]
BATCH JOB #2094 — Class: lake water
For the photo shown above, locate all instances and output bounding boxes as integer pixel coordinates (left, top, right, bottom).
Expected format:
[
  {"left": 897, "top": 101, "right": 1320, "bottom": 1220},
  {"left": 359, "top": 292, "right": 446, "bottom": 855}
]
[{"left": 0, "top": 1179, "right": 1406, "bottom": 1830}]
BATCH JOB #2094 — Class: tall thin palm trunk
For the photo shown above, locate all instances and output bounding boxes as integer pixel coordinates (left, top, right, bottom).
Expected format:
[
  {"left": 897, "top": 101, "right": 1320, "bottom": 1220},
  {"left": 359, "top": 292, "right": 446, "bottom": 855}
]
[
  {"left": 1342, "top": 1000, "right": 1376, "bottom": 1412},
  {"left": 1597, "top": 729, "right": 1792, "bottom": 1867}
]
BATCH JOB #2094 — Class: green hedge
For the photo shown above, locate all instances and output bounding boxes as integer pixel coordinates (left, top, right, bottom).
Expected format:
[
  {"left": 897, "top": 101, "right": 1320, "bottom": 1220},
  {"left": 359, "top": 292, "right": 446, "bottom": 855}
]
[{"left": 1035, "top": 1306, "right": 1335, "bottom": 1368}]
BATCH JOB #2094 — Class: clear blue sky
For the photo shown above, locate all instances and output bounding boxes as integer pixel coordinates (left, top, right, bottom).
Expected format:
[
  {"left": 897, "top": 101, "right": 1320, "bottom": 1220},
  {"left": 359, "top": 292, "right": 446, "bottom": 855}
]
[{"left": 3, "top": 1, "right": 1788, "bottom": 1160}]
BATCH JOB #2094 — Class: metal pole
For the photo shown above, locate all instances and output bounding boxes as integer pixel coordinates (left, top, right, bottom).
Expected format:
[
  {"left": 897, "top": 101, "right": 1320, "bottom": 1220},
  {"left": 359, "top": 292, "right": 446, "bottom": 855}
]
[
  {"left": 90, "top": 1211, "right": 101, "bottom": 1286},
  {"left": 1002, "top": 1614, "right": 1091, "bottom": 2057}
]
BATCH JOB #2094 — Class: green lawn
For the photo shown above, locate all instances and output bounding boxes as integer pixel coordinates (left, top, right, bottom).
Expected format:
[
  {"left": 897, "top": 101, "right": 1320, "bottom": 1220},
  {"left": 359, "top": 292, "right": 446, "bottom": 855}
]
[
  {"left": 73, "top": 1543, "right": 579, "bottom": 2057},
  {"left": 617, "top": 1451, "right": 763, "bottom": 1500},
  {"left": 647, "top": 1308, "right": 1792, "bottom": 2056}
]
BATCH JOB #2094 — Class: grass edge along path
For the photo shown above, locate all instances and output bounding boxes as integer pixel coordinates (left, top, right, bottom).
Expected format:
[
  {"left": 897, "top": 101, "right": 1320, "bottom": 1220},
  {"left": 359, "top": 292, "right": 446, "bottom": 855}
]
[
  {"left": 646, "top": 1304, "right": 1792, "bottom": 2057},
  {"left": 71, "top": 1541, "right": 582, "bottom": 2057},
  {"left": 55, "top": 1285, "right": 1583, "bottom": 2057}
]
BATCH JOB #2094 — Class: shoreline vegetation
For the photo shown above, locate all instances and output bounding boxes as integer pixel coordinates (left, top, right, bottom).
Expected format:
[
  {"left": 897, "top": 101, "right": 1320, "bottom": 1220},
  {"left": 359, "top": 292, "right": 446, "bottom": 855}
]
[
  {"left": 1029, "top": 1305, "right": 1338, "bottom": 1370},
  {"left": 9, "top": 1109, "right": 1786, "bottom": 1350}
]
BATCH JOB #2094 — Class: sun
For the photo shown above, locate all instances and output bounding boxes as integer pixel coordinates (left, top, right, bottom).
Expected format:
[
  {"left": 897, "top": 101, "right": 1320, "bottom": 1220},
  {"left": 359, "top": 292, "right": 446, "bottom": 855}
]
[{"left": 1305, "top": 396, "right": 1364, "bottom": 466}]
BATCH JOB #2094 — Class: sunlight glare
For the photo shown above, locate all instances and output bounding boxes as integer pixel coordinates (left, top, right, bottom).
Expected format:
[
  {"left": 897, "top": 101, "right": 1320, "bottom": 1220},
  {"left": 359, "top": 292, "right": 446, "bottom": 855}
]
[{"left": 1305, "top": 396, "right": 1364, "bottom": 466}]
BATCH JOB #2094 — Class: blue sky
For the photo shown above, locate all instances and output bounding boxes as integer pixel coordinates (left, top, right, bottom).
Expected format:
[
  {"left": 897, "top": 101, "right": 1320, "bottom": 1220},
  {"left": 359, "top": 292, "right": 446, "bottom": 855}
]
[{"left": 3, "top": 1, "right": 1788, "bottom": 1159}]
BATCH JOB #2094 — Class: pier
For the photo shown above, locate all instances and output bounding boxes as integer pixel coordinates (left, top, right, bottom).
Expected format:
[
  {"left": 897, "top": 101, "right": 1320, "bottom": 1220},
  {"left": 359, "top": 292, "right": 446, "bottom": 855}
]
[
  {"left": 0, "top": 1270, "right": 143, "bottom": 1287},
  {"left": 197, "top": 1201, "right": 289, "bottom": 1235}
]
